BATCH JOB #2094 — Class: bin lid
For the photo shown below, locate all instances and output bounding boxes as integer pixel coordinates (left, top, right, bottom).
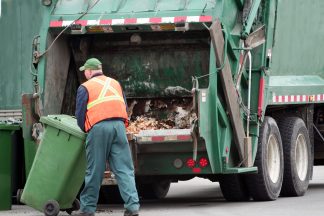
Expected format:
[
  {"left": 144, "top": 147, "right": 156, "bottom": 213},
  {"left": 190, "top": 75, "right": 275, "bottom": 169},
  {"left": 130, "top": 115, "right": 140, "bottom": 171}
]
[{"left": 40, "top": 115, "right": 86, "bottom": 139}]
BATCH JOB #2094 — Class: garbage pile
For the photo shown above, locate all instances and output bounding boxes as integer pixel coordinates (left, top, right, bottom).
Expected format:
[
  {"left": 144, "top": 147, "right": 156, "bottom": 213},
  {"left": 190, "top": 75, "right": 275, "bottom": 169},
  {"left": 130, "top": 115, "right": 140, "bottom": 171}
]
[
  {"left": 126, "top": 98, "right": 196, "bottom": 134},
  {"left": 126, "top": 116, "right": 173, "bottom": 134}
]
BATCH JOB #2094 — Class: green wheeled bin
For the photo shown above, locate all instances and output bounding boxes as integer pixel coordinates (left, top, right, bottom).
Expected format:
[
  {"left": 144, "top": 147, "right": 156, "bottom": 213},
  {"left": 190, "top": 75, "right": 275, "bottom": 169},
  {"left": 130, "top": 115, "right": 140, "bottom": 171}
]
[
  {"left": 0, "top": 124, "right": 20, "bottom": 211},
  {"left": 21, "top": 115, "right": 86, "bottom": 216}
]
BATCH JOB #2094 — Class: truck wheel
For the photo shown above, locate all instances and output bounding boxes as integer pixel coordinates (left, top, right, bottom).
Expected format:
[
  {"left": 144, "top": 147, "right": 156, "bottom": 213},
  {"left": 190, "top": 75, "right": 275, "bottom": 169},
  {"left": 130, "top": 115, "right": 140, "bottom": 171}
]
[
  {"left": 43, "top": 200, "right": 60, "bottom": 216},
  {"left": 219, "top": 174, "right": 250, "bottom": 201},
  {"left": 72, "top": 199, "right": 80, "bottom": 211},
  {"left": 278, "top": 117, "right": 311, "bottom": 196},
  {"left": 138, "top": 180, "right": 171, "bottom": 199},
  {"left": 245, "top": 117, "right": 284, "bottom": 201}
]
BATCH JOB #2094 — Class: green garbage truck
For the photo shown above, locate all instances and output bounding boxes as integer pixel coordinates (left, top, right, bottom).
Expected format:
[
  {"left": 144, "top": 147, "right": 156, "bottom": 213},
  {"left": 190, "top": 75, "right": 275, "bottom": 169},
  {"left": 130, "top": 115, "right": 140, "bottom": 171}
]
[{"left": 1, "top": 0, "right": 324, "bottom": 205}]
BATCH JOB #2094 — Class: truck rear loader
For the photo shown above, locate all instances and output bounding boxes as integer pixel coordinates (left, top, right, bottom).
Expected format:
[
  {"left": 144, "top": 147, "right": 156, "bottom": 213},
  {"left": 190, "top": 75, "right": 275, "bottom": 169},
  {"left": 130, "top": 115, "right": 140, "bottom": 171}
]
[{"left": 1, "top": 0, "right": 324, "bottom": 206}]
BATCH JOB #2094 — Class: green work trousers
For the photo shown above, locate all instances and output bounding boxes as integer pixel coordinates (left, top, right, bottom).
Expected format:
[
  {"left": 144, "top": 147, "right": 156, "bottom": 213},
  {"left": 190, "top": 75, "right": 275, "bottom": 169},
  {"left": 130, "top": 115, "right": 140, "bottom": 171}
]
[{"left": 80, "top": 120, "right": 139, "bottom": 213}]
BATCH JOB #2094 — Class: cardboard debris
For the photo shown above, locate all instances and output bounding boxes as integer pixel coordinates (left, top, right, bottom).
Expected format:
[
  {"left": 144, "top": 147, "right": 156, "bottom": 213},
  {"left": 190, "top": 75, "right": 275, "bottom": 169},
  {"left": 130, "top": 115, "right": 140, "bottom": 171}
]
[
  {"left": 126, "top": 98, "right": 197, "bottom": 134},
  {"left": 126, "top": 116, "right": 172, "bottom": 134}
]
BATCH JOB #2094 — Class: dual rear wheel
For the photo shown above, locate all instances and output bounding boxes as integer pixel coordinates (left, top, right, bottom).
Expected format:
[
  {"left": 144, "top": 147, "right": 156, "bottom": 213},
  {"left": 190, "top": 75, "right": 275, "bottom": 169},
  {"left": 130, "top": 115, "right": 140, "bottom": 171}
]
[
  {"left": 278, "top": 117, "right": 311, "bottom": 197},
  {"left": 220, "top": 116, "right": 311, "bottom": 201}
]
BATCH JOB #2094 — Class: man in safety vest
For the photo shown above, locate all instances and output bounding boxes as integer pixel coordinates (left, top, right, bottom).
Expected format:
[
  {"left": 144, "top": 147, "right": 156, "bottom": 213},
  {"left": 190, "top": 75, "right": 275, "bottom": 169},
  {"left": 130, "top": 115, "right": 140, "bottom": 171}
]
[{"left": 75, "top": 58, "right": 140, "bottom": 216}]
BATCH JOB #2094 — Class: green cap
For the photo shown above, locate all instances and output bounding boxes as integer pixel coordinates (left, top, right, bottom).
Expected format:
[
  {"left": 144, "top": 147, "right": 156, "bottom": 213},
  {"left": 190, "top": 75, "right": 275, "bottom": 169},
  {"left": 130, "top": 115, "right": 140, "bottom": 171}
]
[{"left": 79, "top": 58, "right": 102, "bottom": 71}]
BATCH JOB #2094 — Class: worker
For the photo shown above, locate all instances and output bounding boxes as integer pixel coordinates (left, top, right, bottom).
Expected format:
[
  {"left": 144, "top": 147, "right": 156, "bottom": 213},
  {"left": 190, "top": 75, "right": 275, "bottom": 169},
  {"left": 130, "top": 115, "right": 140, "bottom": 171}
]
[{"left": 75, "top": 58, "right": 140, "bottom": 216}]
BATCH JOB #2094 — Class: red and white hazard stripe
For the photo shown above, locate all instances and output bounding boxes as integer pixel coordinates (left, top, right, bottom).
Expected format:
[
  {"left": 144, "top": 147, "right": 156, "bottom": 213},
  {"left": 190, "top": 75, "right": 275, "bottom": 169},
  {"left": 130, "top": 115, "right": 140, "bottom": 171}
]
[
  {"left": 49, "top": 15, "right": 212, "bottom": 27},
  {"left": 137, "top": 135, "right": 192, "bottom": 143},
  {"left": 272, "top": 94, "right": 324, "bottom": 103}
]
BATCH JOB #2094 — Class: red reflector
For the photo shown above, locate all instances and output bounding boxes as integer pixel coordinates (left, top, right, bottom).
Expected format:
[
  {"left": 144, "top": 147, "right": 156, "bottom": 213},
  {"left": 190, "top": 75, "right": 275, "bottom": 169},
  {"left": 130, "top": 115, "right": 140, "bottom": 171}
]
[
  {"left": 258, "top": 77, "right": 265, "bottom": 118},
  {"left": 100, "top": 19, "right": 112, "bottom": 25},
  {"left": 177, "top": 135, "right": 191, "bottom": 141},
  {"left": 175, "top": 16, "right": 187, "bottom": 23},
  {"left": 199, "top": 15, "right": 212, "bottom": 22},
  {"left": 192, "top": 167, "right": 201, "bottom": 173},
  {"left": 75, "top": 20, "right": 87, "bottom": 26},
  {"left": 186, "top": 158, "right": 196, "bottom": 168},
  {"left": 149, "top": 17, "right": 162, "bottom": 23},
  {"left": 151, "top": 136, "right": 164, "bottom": 142},
  {"left": 50, "top": 20, "right": 63, "bottom": 27},
  {"left": 199, "top": 157, "right": 208, "bottom": 168},
  {"left": 124, "top": 18, "right": 137, "bottom": 24}
]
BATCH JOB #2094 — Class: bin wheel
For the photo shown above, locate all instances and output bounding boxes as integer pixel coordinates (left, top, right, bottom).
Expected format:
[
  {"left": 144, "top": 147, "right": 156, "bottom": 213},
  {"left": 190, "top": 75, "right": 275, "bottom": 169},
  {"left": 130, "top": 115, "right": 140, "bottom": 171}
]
[
  {"left": 16, "top": 189, "right": 23, "bottom": 204},
  {"left": 43, "top": 200, "right": 60, "bottom": 216},
  {"left": 72, "top": 199, "right": 80, "bottom": 211},
  {"left": 66, "top": 199, "right": 80, "bottom": 215}
]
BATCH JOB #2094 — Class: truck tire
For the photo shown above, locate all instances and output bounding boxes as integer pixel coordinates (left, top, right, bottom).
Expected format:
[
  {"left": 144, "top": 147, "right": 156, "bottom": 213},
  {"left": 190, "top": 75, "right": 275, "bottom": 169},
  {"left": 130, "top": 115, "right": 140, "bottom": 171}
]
[
  {"left": 245, "top": 117, "right": 284, "bottom": 201},
  {"left": 278, "top": 117, "right": 311, "bottom": 196},
  {"left": 219, "top": 174, "right": 250, "bottom": 201},
  {"left": 138, "top": 180, "right": 171, "bottom": 200}
]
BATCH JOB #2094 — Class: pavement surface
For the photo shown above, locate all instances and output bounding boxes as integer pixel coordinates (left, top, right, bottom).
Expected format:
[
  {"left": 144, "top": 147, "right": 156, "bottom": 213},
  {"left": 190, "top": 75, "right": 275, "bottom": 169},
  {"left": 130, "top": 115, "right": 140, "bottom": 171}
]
[{"left": 1, "top": 166, "right": 323, "bottom": 216}]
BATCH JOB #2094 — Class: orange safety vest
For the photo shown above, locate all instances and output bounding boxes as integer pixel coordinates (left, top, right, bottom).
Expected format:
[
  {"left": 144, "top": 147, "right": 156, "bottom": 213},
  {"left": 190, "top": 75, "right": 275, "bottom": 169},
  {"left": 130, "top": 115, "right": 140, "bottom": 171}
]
[{"left": 82, "top": 75, "right": 128, "bottom": 132}]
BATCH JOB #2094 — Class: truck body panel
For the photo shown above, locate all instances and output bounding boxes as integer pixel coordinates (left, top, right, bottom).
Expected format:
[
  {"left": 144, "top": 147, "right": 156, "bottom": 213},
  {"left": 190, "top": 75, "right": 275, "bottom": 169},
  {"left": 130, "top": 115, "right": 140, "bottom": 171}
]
[
  {"left": 268, "top": 0, "right": 324, "bottom": 106},
  {"left": 0, "top": 1, "right": 44, "bottom": 110}
]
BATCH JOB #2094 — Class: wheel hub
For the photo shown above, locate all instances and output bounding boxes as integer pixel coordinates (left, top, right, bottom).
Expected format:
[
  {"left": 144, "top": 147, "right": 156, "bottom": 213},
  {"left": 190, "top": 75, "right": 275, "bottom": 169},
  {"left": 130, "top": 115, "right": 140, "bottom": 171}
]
[
  {"left": 267, "top": 134, "right": 281, "bottom": 183},
  {"left": 295, "top": 134, "right": 308, "bottom": 181}
]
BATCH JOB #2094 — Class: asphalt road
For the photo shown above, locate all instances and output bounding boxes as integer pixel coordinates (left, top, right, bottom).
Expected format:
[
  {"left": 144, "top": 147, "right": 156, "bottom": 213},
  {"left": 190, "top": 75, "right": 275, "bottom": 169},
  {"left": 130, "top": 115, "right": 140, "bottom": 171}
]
[{"left": 2, "top": 166, "right": 324, "bottom": 216}]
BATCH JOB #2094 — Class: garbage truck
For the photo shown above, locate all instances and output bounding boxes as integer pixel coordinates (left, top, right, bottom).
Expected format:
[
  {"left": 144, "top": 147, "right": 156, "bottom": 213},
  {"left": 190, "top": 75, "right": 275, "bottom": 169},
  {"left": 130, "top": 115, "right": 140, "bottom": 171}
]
[{"left": 1, "top": 0, "right": 324, "bottom": 206}]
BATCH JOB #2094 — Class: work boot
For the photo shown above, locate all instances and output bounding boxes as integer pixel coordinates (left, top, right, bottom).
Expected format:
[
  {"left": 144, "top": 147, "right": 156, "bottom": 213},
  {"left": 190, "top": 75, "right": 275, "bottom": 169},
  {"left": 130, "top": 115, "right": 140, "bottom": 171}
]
[
  {"left": 73, "top": 211, "right": 95, "bottom": 216},
  {"left": 124, "top": 209, "right": 139, "bottom": 216}
]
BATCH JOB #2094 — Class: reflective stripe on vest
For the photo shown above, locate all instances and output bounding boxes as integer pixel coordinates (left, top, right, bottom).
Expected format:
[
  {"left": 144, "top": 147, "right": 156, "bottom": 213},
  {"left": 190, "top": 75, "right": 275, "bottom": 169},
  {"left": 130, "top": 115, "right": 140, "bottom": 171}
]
[
  {"left": 87, "top": 77, "right": 125, "bottom": 109},
  {"left": 82, "top": 75, "right": 128, "bottom": 132}
]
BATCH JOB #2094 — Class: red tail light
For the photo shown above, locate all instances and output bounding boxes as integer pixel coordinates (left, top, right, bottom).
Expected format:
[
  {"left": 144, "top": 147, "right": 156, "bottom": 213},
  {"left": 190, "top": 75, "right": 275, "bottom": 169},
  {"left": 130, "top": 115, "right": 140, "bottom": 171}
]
[
  {"left": 186, "top": 158, "right": 196, "bottom": 168},
  {"left": 192, "top": 167, "right": 201, "bottom": 173},
  {"left": 199, "top": 157, "right": 208, "bottom": 168}
]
